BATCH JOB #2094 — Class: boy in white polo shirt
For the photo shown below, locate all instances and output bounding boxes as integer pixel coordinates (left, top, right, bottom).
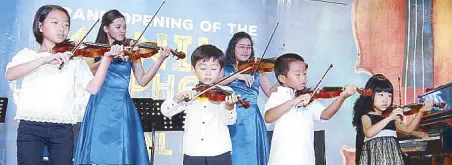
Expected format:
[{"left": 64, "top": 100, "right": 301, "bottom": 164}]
[
  {"left": 161, "top": 44, "right": 238, "bottom": 165},
  {"left": 264, "top": 53, "right": 357, "bottom": 165}
]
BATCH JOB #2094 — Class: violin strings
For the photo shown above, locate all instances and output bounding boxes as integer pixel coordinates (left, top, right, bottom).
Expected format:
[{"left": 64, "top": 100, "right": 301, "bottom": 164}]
[{"left": 398, "top": 77, "right": 402, "bottom": 106}]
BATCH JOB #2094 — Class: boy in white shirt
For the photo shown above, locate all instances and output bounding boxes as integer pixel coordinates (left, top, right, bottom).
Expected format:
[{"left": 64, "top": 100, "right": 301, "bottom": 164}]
[
  {"left": 264, "top": 53, "right": 357, "bottom": 165},
  {"left": 161, "top": 44, "right": 238, "bottom": 165}
]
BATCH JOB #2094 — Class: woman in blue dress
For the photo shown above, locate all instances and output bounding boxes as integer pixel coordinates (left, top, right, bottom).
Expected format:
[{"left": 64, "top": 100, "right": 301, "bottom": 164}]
[
  {"left": 74, "top": 10, "right": 170, "bottom": 165},
  {"left": 221, "top": 32, "right": 277, "bottom": 165}
]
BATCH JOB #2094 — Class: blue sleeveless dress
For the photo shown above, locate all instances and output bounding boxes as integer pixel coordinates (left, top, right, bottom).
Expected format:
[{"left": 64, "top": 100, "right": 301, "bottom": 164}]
[
  {"left": 74, "top": 60, "right": 149, "bottom": 165},
  {"left": 224, "top": 64, "right": 270, "bottom": 165}
]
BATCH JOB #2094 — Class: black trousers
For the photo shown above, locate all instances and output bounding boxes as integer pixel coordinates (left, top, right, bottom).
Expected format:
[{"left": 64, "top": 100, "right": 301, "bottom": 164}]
[
  {"left": 17, "top": 120, "right": 74, "bottom": 165},
  {"left": 183, "top": 152, "right": 231, "bottom": 165}
]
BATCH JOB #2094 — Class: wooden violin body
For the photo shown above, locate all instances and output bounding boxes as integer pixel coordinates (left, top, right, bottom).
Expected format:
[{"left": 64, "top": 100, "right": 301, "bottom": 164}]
[
  {"left": 296, "top": 86, "right": 373, "bottom": 99},
  {"left": 237, "top": 57, "right": 277, "bottom": 74},
  {"left": 193, "top": 85, "right": 250, "bottom": 109},
  {"left": 52, "top": 40, "right": 186, "bottom": 60},
  {"left": 126, "top": 42, "right": 186, "bottom": 60},
  {"left": 382, "top": 102, "right": 446, "bottom": 117}
]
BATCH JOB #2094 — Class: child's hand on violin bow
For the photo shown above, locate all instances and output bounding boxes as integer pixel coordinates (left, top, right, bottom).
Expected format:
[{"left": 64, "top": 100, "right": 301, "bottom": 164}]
[
  {"left": 293, "top": 93, "right": 312, "bottom": 107},
  {"left": 174, "top": 90, "right": 197, "bottom": 103},
  {"left": 45, "top": 51, "right": 72, "bottom": 65},
  {"left": 225, "top": 94, "right": 239, "bottom": 110}
]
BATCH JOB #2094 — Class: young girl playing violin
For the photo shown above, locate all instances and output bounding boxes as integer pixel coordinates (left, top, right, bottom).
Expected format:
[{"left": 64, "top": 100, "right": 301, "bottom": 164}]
[
  {"left": 5, "top": 5, "right": 118, "bottom": 165},
  {"left": 220, "top": 31, "right": 278, "bottom": 165},
  {"left": 74, "top": 9, "right": 170, "bottom": 165},
  {"left": 352, "top": 74, "right": 433, "bottom": 165}
]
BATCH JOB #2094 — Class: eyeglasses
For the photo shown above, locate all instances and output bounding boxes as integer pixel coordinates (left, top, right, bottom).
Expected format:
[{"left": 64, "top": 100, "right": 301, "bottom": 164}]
[{"left": 235, "top": 45, "right": 252, "bottom": 51}]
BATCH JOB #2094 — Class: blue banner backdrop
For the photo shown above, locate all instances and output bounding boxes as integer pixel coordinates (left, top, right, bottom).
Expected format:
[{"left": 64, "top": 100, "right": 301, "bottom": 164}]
[{"left": 0, "top": 0, "right": 369, "bottom": 164}]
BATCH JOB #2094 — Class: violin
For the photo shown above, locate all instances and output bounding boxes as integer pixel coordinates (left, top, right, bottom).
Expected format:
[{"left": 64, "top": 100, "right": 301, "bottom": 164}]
[
  {"left": 55, "top": 1, "right": 172, "bottom": 69},
  {"left": 237, "top": 23, "right": 279, "bottom": 75},
  {"left": 192, "top": 85, "right": 250, "bottom": 109},
  {"left": 237, "top": 57, "right": 277, "bottom": 74},
  {"left": 54, "top": 18, "right": 100, "bottom": 69},
  {"left": 296, "top": 64, "right": 332, "bottom": 107},
  {"left": 380, "top": 77, "right": 446, "bottom": 120},
  {"left": 118, "top": 2, "right": 182, "bottom": 61},
  {"left": 296, "top": 86, "right": 373, "bottom": 99},
  {"left": 124, "top": 41, "right": 186, "bottom": 60},
  {"left": 55, "top": 40, "right": 186, "bottom": 60},
  {"left": 183, "top": 66, "right": 254, "bottom": 106},
  {"left": 52, "top": 40, "right": 85, "bottom": 55},
  {"left": 382, "top": 102, "right": 446, "bottom": 117}
]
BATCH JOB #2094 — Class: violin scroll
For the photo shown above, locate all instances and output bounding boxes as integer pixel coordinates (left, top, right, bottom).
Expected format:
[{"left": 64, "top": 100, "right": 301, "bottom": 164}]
[
  {"left": 357, "top": 88, "right": 373, "bottom": 96},
  {"left": 436, "top": 102, "right": 446, "bottom": 109}
]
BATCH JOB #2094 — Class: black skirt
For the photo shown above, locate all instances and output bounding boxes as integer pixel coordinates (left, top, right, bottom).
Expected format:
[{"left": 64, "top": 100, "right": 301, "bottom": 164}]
[{"left": 359, "top": 136, "right": 405, "bottom": 165}]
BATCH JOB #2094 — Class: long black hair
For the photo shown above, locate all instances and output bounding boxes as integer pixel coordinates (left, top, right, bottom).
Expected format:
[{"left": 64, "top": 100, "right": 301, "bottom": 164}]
[
  {"left": 33, "top": 5, "right": 70, "bottom": 44},
  {"left": 95, "top": 10, "right": 124, "bottom": 44},
  {"left": 224, "top": 31, "right": 255, "bottom": 65},
  {"left": 352, "top": 74, "right": 394, "bottom": 164}
]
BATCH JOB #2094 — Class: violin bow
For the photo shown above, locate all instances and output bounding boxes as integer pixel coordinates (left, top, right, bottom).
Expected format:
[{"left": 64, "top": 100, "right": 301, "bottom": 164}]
[
  {"left": 396, "top": 77, "right": 405, "bottom": 122},
  {"left": 251, "top": 22, "right": 279, "bottom": 75},
  {"left": 398, "top": 77, "right": 402, "bottom": 106},
  {"left": 71, "top": 18, "right": 100, "bottom": 54},
  {"left": 128, "top": 1, "right": 165, "bottom": 51},
  {"left": 299, "top": 64, "right": 333, "bottom": 107},
  {"left": 58, "top": 18, "right": 100, "bottom": 70}
]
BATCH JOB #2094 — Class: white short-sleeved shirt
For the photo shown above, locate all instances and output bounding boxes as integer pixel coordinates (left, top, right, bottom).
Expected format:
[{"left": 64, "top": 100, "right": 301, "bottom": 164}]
[
  {"left": 6, "top": 48, "right": 94, "bottom": 124},
  {"left": 265, "top": 86, "right": 326, "bottom": 165}
]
